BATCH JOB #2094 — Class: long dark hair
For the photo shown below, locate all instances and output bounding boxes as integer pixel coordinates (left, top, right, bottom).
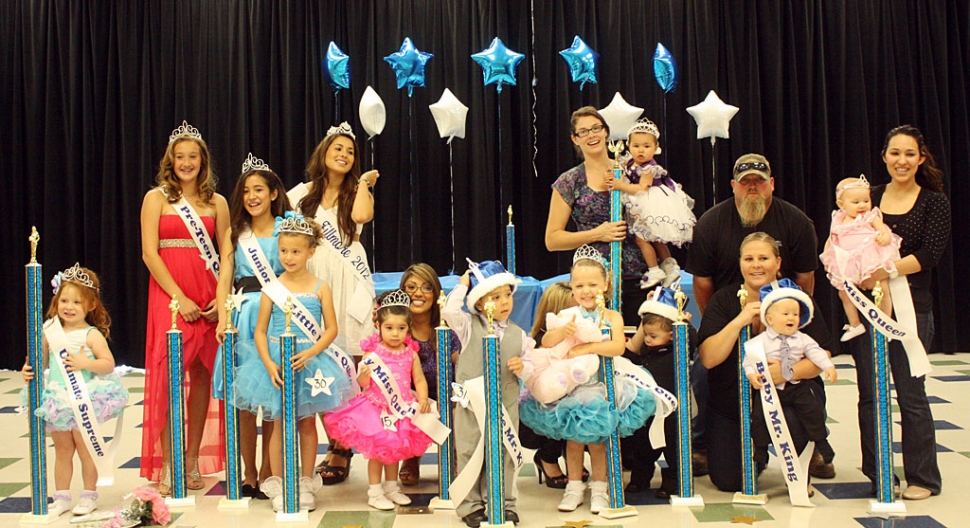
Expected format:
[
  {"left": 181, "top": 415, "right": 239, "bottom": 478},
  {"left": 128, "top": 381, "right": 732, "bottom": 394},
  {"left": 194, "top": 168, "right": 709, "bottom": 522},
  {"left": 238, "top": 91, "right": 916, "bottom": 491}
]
[
  {"left": 399, "top": 263, "right": 444, "bottom": 327},
  {"left": 299, "top": 132, "right": 361, "bottom": 245},
  {"left": 881, "top": 124, "right": 945, "bottom": 194},
  {"left": 229, "top": 170, "right": 291, "bottom": 247}
]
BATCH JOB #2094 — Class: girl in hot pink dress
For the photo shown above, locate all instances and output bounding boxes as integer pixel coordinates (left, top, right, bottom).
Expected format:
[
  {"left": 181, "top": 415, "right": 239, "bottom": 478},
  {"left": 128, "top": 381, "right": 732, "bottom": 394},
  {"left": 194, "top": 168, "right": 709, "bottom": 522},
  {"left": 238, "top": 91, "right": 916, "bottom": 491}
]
[
  {"left": 820, "top": 174, "right": 901, "bottom": 341},
  {"left": 324, "top": 290, "right": 433, "bottom": 510}
]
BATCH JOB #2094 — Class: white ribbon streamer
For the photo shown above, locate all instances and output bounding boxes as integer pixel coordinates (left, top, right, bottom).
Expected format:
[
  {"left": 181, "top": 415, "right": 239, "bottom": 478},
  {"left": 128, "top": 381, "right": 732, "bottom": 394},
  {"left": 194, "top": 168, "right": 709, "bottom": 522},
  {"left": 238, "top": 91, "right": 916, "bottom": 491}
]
[
  {"left": 612, "top": 356, "right": 678, "bottom": 448},
  {"left": 163, "top": 189, "right": 220, "bottom": 280},
  {"left": 44, "top": 318, "right": 125, "bottom": 486},
  {"left": 261, "top": 280, "right": 359, "bottom": 392},
  {"left": 447, "top": 377, "right": 524, "bottom": 507},
  {"left": 842, "top": 279, "right": 930, "bottom": 377},
  {"left": 744, "top": 338, "right": 815, "bottom": 507},
  {"left": 358, "top": 353, "right": 451, "bottom": 443}
]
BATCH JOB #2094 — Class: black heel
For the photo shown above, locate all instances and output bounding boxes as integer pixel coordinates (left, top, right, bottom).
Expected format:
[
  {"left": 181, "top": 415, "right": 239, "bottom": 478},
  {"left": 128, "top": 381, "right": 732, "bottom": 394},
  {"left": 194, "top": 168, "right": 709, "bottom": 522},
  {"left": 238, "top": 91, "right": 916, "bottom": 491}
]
[{"left": 533, "top": 452, "right": 568, "bottom": 489}]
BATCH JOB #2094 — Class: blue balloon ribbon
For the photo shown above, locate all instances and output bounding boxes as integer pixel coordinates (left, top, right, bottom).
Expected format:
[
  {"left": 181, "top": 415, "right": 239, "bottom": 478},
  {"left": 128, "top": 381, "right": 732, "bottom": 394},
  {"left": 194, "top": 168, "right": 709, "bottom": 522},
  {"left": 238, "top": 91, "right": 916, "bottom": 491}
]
[
  {"left": 471, "top": 37, "right": 525, "bottom": 94},
  {"left": 384, "top": 37, "right": 434, "bottom": 97},
  {"left": 559, "top": 36, "right": 599, "bottom": 90},
  {"left": 653, "top": 43, "right": 678, "bottom": 93},
  {"left": 323, "top": 41, "right": 351, "bottom": 92}
]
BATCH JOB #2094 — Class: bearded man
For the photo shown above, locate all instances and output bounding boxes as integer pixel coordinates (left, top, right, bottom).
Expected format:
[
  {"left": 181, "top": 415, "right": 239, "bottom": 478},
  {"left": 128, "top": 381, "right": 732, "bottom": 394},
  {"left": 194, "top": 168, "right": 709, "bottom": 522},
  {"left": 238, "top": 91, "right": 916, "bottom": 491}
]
[{"left": 687, "top": 153, "right": 818, "bottom": 312}]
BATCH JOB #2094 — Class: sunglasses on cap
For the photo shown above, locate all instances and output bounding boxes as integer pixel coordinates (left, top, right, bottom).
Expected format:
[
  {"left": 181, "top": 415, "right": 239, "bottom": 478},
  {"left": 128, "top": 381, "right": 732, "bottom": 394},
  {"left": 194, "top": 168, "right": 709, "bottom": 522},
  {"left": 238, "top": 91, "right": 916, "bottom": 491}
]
[{"left": 734, "top": 162, "right": 769, "bottom": 174}]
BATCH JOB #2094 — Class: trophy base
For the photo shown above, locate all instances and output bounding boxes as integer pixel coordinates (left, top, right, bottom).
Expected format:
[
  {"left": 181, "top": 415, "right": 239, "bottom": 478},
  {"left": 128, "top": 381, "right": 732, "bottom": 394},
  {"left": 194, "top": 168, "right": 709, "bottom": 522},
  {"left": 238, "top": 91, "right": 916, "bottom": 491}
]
[
  {"left": 428, "top": 497, "right": 456, "bottom": 511},
  {"left": 733, "top": 492, "right": 768, "bottom": 505},
  {"left": 165, "top": 495, "right": 197, "bottom": 508},
  {"left": 18, "top": 512, "right": 58, "bottom": 525},
  {"left": 481, "top": 522, "right": 515, "bottom": 528},
  {"left": 868, "top": 500, "right": 907, "bottom": 515},
  {"left": 276, "top": 510, "right": 310, "bottom": 523},
  {"left": 217, "top": 497, "right": 252, "bottom": 511},
  {"left": 599, "top": 505, "right": 639, "bottom": 519},
  {"left": 670, "top": 494, "right": 705, "bottom": 507}
]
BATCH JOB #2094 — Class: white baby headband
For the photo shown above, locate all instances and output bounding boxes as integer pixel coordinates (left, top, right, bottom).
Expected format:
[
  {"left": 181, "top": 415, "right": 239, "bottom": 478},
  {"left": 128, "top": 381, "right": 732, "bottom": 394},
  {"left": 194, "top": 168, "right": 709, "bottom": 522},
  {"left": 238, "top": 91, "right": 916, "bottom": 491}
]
[{"left": 836, "top": 173, "right": 870, "bottom": 200}]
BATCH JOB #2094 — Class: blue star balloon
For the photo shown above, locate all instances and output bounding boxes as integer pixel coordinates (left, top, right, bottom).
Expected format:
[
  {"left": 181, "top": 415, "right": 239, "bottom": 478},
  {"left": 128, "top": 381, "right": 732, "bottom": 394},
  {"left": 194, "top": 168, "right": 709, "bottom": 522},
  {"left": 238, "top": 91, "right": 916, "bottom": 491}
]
[
  {"left": 471, "top": 37, "right": 525, "bottom": 94},
  {"left": 559, "top": 36, "right": 599, "bottom": 90},
  {"left": 383, "top": 38, "right": 434, "bottom": 97},
  {"left": 323, "top": 41, "right": 351, "bottom": 92},
  {"left": 653, "top": 43, "right": 678, "bottom": 93}
]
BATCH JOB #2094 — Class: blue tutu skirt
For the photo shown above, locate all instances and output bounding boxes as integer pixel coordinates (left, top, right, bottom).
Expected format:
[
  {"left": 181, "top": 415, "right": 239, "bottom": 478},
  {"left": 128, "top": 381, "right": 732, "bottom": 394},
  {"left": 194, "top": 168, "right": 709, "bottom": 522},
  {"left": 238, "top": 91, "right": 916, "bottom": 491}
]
[
  {"left": 212, "top": 291, "right": 263, "bottom": 400},
  {"left": 231, "top": 338, "right": 356, "bottom": 421},
  {"left": 19, "top": 374, "right": 129, "bottom": 433}
]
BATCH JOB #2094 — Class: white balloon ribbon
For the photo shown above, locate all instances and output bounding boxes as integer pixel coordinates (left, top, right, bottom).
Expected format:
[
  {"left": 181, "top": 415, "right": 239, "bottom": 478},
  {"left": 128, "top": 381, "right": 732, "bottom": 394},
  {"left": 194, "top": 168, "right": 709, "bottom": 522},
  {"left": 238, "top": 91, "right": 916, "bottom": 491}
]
[
  {"left": 44, "top": 318, "right": 125, "bottom": 486},
  {"left": 744, "top": 338, "right": 815, "bottom": 507},
  {"left": 447, "top": 377, "right": 524, "bottom": 506},
  {"left": 612, "top": 356, "right": 678, "bottom": 448},
  {"left": 358, "top": 353, "right": 450, "bottom": 444},
  {"left": 842, "top": 279, "right": 930, "bottom": 377}
]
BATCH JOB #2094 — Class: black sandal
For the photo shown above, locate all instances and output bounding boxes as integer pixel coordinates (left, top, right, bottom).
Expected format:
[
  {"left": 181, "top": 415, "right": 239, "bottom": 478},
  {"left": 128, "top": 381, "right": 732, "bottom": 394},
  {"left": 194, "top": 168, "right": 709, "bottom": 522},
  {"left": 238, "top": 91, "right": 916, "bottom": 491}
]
[
  {"left": 320, "top": 447, "right": 353, "bottom": 485},
  {"left": 533, "top": 452, "right": 567, "bottom": 489}
]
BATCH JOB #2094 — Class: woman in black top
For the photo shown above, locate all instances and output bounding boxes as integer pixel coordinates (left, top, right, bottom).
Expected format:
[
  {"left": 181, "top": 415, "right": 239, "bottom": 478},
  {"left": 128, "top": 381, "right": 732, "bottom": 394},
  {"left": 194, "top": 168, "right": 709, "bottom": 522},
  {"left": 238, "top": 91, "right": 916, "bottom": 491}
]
[{"left": 854, "top": 125, "right": 950, "bottom": 500}]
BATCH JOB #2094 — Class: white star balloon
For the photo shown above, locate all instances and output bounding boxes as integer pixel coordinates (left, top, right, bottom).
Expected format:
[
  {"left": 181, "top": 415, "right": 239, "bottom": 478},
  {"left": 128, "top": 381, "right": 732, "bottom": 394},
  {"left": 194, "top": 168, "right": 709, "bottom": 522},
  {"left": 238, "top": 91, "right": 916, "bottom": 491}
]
[
  {"left": 598, "top": 92, "right": 643, "bottom": 141},
  {"left": 686, "top": 90, "right": 739, "bottom": 143},
  {"left": 305, "top": 368, "right": 335, "bottom": 397},
  {"left": 429, "top": 88, "right": 469, "bottom": 144}
]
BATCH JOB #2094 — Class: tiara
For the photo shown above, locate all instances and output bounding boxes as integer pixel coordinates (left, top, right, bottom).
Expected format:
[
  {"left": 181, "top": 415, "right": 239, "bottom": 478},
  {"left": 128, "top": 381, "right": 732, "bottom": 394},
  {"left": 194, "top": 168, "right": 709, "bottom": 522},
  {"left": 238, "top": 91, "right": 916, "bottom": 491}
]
[
  {"left": 326, "top": 121, "right": 356, "bottom": 140},
  {"left": 836, "top": 173, "right": 871, "bottom": 200},
  {"left": 52, "top": 263, "right": 97, "bottom": 294},
  {"left": 274, "top": 212, "right": 314, "bottom": 237},
  {"left": 169, "top": 120, "right": 203, "bottom": 143},
  {"left": 241, "top": 152, "right": 271, "bottom": 174},
  {"left": 627, "top": 118, "right": 660, "bottom": 140},
  {"left": 573, "top": 244, "right": 609, "bottom": 269},
  {"left": 380, "top": 289, "right": 412, "bottom": 309}
]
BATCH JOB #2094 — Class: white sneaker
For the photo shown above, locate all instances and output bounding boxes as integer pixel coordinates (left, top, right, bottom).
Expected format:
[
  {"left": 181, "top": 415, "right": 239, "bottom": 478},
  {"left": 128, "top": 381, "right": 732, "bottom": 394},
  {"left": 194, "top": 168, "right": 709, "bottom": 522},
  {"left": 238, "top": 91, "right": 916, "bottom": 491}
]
[
  {"left": 589, "top": 481, "right": 609, "bottom": 514},
  {"left": 299, "top": 476, "right": 317, "bottom": 511},
  {"left": 49, "top": 498, "right": 71, "bottom": 517},
  {"left": 382, "top": 482, "right": 411, "bottom": 505},
  {"left": 367, "top": 489, "right": 395, "bottom": 511},
  {"left": 660, "top": 258, "right": 681, "bottom": 287},
  {"left": 841, "top": 324, "right": 866, "bottom": 342},
  {"left": 640, "top": 267, "right": 666, "bottom": 290},
  {"left": 271, "top": 495, "right": 283, "bottom": 512},
  {"left": 72, "top": 496, "right": 97, "bottom": 515},
  {"left": 558, "top": 481, "right": 586, "bottom": 512}
]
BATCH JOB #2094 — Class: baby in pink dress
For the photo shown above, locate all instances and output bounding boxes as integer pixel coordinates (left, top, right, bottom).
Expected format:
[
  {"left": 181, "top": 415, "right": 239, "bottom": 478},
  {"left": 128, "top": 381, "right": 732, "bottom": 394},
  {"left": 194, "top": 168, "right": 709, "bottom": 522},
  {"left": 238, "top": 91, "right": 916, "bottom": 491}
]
[{"left": 820, "top": 175, "right": 901, "bottom": 341}]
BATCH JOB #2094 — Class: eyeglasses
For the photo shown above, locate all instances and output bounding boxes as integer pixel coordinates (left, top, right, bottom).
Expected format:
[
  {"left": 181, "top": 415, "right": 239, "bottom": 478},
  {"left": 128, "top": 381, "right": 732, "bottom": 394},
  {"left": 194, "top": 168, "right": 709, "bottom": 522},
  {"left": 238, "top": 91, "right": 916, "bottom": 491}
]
[
  {"left": 573, "top": 124, "right": 605, "bottom": 138},
  {"left": 734, "top": 162, "right": 769, "bottom": 174},
  {"left": 403, "top": 283, "right": 434, "bottom": 294}
]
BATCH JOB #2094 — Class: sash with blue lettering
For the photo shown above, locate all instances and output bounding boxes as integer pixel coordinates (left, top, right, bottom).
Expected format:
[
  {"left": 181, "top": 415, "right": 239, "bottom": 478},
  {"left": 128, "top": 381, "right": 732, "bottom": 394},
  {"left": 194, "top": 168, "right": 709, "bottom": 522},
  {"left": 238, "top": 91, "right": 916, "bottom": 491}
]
[{"left": 161, "top": 188, "right": 220, "bottom": 280}]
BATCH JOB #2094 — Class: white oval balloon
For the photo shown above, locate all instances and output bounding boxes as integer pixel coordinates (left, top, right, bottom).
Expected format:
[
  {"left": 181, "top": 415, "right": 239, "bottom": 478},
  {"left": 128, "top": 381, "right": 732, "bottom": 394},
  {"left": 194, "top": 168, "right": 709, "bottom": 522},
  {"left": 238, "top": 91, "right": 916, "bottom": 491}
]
[
  {"left": 359, "top": 85, "right": 387, "bottom": 139},
  {"left": 429, "top": 88, "right": 469, "bottom": 144}
]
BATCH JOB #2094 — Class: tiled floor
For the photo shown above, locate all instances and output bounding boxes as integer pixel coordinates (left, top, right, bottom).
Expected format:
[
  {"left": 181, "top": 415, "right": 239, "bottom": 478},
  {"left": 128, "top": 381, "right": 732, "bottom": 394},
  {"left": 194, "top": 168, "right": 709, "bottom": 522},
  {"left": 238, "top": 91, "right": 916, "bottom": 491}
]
[{"left": 3, "top": 354, "right": 970, "bottom": 527}]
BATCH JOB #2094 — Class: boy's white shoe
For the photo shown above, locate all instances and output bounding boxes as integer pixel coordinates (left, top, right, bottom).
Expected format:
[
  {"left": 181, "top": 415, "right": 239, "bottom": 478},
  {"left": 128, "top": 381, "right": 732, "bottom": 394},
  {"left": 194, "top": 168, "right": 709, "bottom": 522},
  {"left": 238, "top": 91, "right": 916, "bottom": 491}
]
[
  {"left": 660, "top": 258, "right": 682, "bottom": 287},
  {"left": 72, "top": 495, "right": 97, "bottom": 515},
  {"left": 367, "top": 485, "right": 395, "bottom": 511},
  {"left": 558, "top": 481, "right": 586, "bottom": 512},
  {"left": 640, "top": 267, "right": 666, "bottom": 290},
  {"left": 382, "top": 481, "right": 411, "bottom": 505},
  {"left": 841, "top": 324, "right": 866, "bottom": 342},
  {"left": 589, "top": 481, "right": 610, "bottom": 514}
]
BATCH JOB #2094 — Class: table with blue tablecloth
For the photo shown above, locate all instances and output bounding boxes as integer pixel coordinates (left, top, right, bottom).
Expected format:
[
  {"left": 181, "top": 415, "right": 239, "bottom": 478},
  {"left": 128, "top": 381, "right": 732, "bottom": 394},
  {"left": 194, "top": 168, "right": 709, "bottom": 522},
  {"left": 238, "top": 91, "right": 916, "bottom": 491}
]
[{"left": 373, "top": 271, "right": 701, "bottom": 332}]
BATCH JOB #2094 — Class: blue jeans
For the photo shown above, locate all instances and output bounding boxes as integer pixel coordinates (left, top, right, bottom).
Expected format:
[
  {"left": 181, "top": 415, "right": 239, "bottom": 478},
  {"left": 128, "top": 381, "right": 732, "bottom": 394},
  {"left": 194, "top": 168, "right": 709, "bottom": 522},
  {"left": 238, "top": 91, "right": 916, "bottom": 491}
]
[{"left": 852, "top": 311, "right": 941, "bottom": 493}]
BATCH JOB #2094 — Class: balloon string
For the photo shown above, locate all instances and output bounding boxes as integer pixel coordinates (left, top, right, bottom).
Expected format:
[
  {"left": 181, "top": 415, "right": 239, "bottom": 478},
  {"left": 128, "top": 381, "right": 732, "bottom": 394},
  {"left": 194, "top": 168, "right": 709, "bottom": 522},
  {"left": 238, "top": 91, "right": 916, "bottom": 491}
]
[
  {"left": 409, "top": 97, "right": 415, "bottom": 263},
  {"left": 498, "top": 92, "right": 505, "bottom": 255},
  {"left": 711, "top": 138, "right": 717, "bottom": 205},
  {"left": 449, "top": 143, "right": 456, "bottom": 273},
  {"left": 370, "top": 137, "right": 377, "bottom": 271},
  {"left": 334, "top": 91, "right": 340, "bottom": 122},
  {"left": 530, "top": 0, "right": 538, "bottom": 178}
]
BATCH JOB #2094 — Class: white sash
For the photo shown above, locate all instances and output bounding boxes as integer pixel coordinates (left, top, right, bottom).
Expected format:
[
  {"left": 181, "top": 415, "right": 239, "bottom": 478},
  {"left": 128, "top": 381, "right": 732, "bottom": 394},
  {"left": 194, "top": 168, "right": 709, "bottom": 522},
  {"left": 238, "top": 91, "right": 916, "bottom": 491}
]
[
  {"left": 842, "top": 279, "right": 930, "bottom": 377},
  {"left": 358, "top": 353, "right": 451, "bottom": 443},
  {"left": 161, "top": 189, "right": 220, "bottom": 280},
  {"left": 448, "top": 377, "right": 525, "bottom": 506},
  {"left": 44, "top": 319, "right": 125, "bottom": 486},
  {"left": 236, "top": 230, "right": 279, "bottom": 287},
  {"left": 613, "top": 357, "right": 678, "bottom": 448},
  {"left": 260, "top": 281, "right": 359, "bottom": 390},
  {"left": 744, "top": 339, "right": 815, "bottom": 507},
  {"left": 315, "top": 207, "right": 375, "bottom": 325}
]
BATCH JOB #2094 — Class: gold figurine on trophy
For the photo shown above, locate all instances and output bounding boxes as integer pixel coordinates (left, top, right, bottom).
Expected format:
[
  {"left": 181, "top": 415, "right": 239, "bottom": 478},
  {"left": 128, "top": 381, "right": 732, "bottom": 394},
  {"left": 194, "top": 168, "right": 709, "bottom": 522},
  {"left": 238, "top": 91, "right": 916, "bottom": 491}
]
[
  {"left": 29, "top": 227, "right": 40, "bottom": 264},
  {"left": 283, "top": 296, "right": 294, "bottom": 334},
  {"left": 484, "top": 300, "right": 496, "bottom": 335},
  {"left": 224, "top": 297, "right": 236, "bottom": 333},
  {"left": 608, "top": 139, "right": 625, "bottom": 171},
  {"left": 675, "top": 285, "right": 688, "bottom": 322},
  {"left": 169, "top": 296, "right": 180, "bottom": 330},
  {"left": 737, "top": 286, "right": 748, "bottom": 309},
  {"left": 437, "top": 291, "right": 448, "bottom": 328}
]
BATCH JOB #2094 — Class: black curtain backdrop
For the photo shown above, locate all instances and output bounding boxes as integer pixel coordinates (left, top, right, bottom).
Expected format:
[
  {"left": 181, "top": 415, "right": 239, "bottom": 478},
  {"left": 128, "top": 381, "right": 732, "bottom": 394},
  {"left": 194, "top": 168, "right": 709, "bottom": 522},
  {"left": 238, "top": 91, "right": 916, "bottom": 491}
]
[{"left": 2, "top": 1, "right": 967, "bottom": 369}]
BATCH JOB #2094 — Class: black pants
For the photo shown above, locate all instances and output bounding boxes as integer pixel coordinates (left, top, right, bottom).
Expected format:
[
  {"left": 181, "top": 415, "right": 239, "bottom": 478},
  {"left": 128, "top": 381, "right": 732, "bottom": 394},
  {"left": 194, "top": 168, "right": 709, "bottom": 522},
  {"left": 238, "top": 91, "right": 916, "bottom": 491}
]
[
  {"left": 620, "top": 350, "right": 679, "bottom": 491},
  {"left": 750, "top": 382, "right": 834, "bottom": 463}
]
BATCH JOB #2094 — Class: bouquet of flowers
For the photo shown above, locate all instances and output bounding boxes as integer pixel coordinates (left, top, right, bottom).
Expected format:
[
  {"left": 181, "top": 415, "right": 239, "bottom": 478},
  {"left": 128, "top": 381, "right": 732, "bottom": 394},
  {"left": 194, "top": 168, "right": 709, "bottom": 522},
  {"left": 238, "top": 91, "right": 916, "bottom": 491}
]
[{"left": 71, "top": 487, "right": 171, "bottom": 527}]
